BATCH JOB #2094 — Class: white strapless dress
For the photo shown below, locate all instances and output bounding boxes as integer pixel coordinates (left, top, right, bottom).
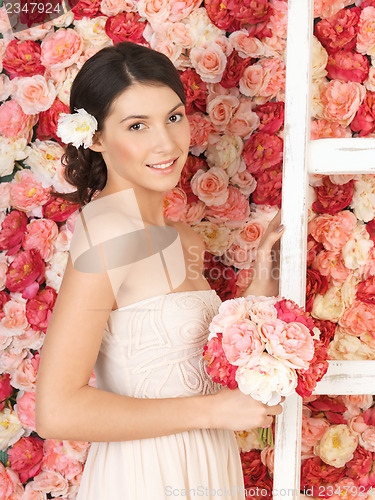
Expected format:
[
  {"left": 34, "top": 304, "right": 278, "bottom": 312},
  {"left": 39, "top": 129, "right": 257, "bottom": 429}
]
[{"left": 75, "top": 289, "right": 245, "bottom": 500}]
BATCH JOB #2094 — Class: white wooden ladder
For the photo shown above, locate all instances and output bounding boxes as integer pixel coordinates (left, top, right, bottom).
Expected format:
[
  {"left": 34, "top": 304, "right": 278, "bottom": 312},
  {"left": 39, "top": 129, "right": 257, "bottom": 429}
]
[{"left": 274, "top": 0, "right": 375, "bottom": 497}]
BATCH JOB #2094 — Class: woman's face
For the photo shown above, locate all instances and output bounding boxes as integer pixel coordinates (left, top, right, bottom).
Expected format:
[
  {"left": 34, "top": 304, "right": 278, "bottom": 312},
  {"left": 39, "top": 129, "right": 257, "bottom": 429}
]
[{"left": 91, "top": 83, "right": 191, "bottom": 193}]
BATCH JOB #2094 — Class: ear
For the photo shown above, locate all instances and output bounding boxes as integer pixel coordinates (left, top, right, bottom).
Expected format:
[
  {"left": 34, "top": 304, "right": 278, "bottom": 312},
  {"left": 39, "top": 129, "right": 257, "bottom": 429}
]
[{"left": 88, "top": 132, "right": 105, "bottom": 153}]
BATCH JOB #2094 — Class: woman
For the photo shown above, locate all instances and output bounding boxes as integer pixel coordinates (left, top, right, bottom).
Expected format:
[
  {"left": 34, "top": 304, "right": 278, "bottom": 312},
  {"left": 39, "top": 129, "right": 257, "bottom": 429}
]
[{"left": 36, "top": 41, "right": 284, "bottom": 499}]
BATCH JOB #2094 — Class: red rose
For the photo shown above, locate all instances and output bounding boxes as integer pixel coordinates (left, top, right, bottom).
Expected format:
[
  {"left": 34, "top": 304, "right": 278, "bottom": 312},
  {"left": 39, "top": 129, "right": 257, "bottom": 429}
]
[
  {"left": 351, "top": 92, "right": 375, "bottom": 137},
  {"left": 367, "top": 219, "right": 375, "bottom": 243},
  {"left": 18, "top": 0, "right": 53, "bottom": 29},
  {"left": 306, "top": 268, "right": 328, "bottom": 312},
  {"left": 221, "top": 51, "right": 253, "bottom": 89},
  {"left": 361, "top": 0, "right": 375, "bottom": 7},
  {"left": 0, "top": 374, "right": 13, "bottom": 412},
  {"left": 203, "top": 334, "right": 238, "bottom": 389},
  {"left": 346, "top": 446, "right": 373, "bottom": 480},
  {"left": 241, "top": 450, "right": 268, "bottom": 483},
  {"left": 42, "top": 196, "right": 80, "bottom": 222},
  {"left": 226, "top": 0, "right": 272, "bottom": 37},
  {"left": 0, "top": 209, "right": 28, "bottom": 255},
  {"left": 105, "top": 12, "right": 146, "bottom": 44},
  {"left": 307, "top": 395, "right": 348, "bottom": 424},
  {"left": 364, "top": 407, "right": 375, "bottom": 426},
  {"left": 71, "top": 0, "right": 101, "bottom": 19},
  {"left": 2, "top": 40, "right": 45, "bottom": 79},
  {"left": 246, "top": 476, "right": 273, "bottom": 500},
  {"left": 37, "top": 98, "right": 70, "bottom": 142},
  {"left": 178, "top": 155, "right": 208, "bottom": 203},
  {"left": 8, "top": 436, "right": 44, "bottom": 483},
  {"left": 326, "top": 51, "right": 369, "bottom": 83},
  {"left": 5, "top": 249, "right": 45, "bottom": 296},
  {"left": 203, "top": 251, "right": 237, "bottom": 301},
  {"left": 301, "top": 457, "right": 346, "bottom": 495},
  {"left": 296, "top": 340, "right": 328, "bottom": 398},
  {"left": 0, "top": 291, "right": 11, "bottom": 321},
  {"left": 252, "top": 162, "right": 282, "bottom": 207},
  {"left": 243, "top": 132, "right": 283, "bottom": 175},
  {"left": 312, "top": 319, "right": 336, "bottom": 347},
  {"left": 205, "top": 0, "right": 241, "bottom": 31},
  {"left": 26, "top": 286, "right": 57, "bottom": 332},
  {"left": 275, "top": 298, "right": 316, "bottom": 331},
  {"left": 314, "top": 7, "right": 361, "bottom": 55},
  {"left": 312, "top": 177, "right": 354, "bottom": 215},
  {"left": 254, "top": 101, "right": 285, "bottom": 134},
  {"left": 179, "top": 68, "right": 207, "bottom": 114},
  {"left": 357, "top": 276, "right": 375, "bottom": 304},
  {"left": 307, "top": 235, "right": 324, "bottom": 267}
]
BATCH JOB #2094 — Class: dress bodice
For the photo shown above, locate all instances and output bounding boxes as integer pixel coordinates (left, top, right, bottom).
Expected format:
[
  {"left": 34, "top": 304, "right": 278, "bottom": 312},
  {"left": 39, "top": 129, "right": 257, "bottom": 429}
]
[{"left": 94, "top": 289, "right": 223, "bottom": 399}]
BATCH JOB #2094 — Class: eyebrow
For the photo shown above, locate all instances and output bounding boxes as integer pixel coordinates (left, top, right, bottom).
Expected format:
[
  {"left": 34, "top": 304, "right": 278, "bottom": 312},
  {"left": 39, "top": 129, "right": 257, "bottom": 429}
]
[{"left": 120, "top": 102, "right": 185, "bottom": 124}]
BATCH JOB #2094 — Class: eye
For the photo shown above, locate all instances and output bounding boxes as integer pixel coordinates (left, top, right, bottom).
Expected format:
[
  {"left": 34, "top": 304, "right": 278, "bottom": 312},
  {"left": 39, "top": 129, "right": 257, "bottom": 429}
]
[
  {"left": 168, "top": 113, "right": 183, "bottom": 123},
  {"left": 129, "top": 123, "right": 145, "bottom": 131}
]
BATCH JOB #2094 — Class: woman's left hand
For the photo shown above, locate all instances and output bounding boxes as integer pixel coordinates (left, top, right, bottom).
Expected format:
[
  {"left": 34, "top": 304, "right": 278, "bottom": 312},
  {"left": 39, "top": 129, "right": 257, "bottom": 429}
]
[{"left": 242, "top": 210, "right": 285, "bottom": 297}]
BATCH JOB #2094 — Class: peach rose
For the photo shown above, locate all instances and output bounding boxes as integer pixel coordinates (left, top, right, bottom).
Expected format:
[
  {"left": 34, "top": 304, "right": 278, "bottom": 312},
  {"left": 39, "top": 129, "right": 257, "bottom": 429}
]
[
  {"left": 41, "top": 29, "right": 83, "bottom": 69},
  {"left": 137, "top": 0, "right": 171, "bottom": 24},
  {"left": 0, "top": 461, "right": 24, "bottom": 499},
  {"left": 220, "top": 242, "right": 256, "bottom": 270},
  {"left": 10, "top": 352, "right": 39, "bottom": 392},
  {"left": 165, "top": 22, "right": 193, "bottom": 48},
  {"left": 357, "top": 7, "right": 375, "bottom": 57},
  {"left": 0, "top": 100, "right": 37, "bottom": 141},
  {"left": 163, "top": 187, "right": 187, "bottom": 222},
  {"left": 10, "top": 169, "right": 50, "bottom": 213},
  {"left": 239, "top": 63, "right": 266, "bottom": 97},
  {"left": 314, "top": 0, "right": 352, "bottom": 19},
  {"left": 321, "top": 80, "right": 366, "bottom": 126},
  {"left": 359, "top": 426, "right": 375, "bottom": 452},
  {"left": 11, "top": 75, "right": 56, "bottom": 115},
  {"left": 339, "top": 300, "right": 375, "bottom": 336},
  {"left": 181, "top": 200, "right": 206, "bottom": 225},
  {"left": 207, "top": 94, "right": 239, "bottom": 132},
  {"left": 0, "top": 298, "right": 28, "bottom": 336},
  {"left": 190, "top": 43, "right": 227, "bottom": 84},
  {"left": 100, "top": 0, "right": 127, "bottom": 16},
  {"left": 301, "top": 414, "right": 330, "bottom": 454},
  {"left": 188, "top": 113, "right": 214, "bottom": 155},
  {"left": 190, "top": 166, "right": 229, "bottom": 207},
  {"left": 168, "top": 0, "right": 202, "bottom": 22},
  {"left": 312, "top": 250, "right": 350, "bottom": 284},
  {"left": 310, "top": 119, "right": 352, "bottom": 140},
  {"left": 233, "top": 217, "right": 266, "bottom": 248},
  {"left": 208, "top": 296, "right": 249, "bottom": 339},
  {"left": 229, "top": 30, "right": 265, "bottom": 58},
  {"left": 31, "top": 470, "right": 69, "bottom": 497},
  {"left": 205, "top": 185, "right": 250, "bottom": 227},
  {"left": 260, "top": 320, "right": 314, "bottom": 369},
  {"left": 230, "top": 167, "right": 257, "bottom": 197},
  {"left": 226, "top": 96, "right": 260, "bottom": 138},
  {"left": 308, "top": 211, "right": 357, "bottom": 251}
]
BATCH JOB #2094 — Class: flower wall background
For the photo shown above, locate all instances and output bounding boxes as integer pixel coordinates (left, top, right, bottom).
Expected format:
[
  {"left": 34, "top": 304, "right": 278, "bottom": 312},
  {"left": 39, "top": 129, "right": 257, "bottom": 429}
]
[{"left": 0, "top": 0, "right": 375, "bottom": 497}]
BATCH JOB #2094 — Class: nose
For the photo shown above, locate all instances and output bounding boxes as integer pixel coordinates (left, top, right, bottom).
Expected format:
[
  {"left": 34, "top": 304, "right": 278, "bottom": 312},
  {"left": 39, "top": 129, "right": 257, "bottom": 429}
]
[{"left": 151, "top": 123, "right": 177, "bottom": 155}]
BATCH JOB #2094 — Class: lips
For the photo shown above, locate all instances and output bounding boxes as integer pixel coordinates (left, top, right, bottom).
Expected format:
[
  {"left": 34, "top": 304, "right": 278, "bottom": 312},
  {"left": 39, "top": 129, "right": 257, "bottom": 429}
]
[{"left": 146, "top": 157, "right": 178, "bottom": 167}]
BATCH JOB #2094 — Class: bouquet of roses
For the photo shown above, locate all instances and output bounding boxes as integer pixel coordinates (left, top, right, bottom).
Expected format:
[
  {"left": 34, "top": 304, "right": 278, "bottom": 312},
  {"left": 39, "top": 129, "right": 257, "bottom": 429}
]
[{"left": 203, "top": 295, "right": 329, "bottom": 447}]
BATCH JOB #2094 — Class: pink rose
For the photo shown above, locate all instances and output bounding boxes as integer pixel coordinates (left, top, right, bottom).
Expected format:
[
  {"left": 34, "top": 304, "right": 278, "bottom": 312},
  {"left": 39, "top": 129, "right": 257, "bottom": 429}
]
[
  {"left": 254, "top": 101, "right": 284, "bottom": 135},
  {"left": 187, "top": 113, "right": 213, "bottom": 155},
  {"left": 203, "top": 335, "right": 238, "bottom": 389},
  {"left": 226, "top": 96, "right": 260, "bottom": 137},
  {"left": 0, "top": 100, "right": 37, "bottom": 141},
  {"left": 260, "top": 320, "right": 314, "bottom": 369},
  {"left": 1, "top": 298, "right": 28, "bottom": 334},
  {"left": 312, "top": 250, "right": 350, "bottom": 284},
  {"left": 321, "top": 80, "right": 366, "bottom": 126},
  {"left": 137, "top": 0, "right": 171, "bottom": 24},
  {"left": 42, "top": 440, "right": 83, "bottom": 480},
  {"left": 308, "top": 211, "right": 357, "bottom": 251},
  {"left": 12, "top": 75, "right": 56, "bottom": 115},
  {"left": 0, "top": 462, "right": 23, "bottom": 499},
  {"left": 163, "top": 187, "right": 187, "bottom": 222},
  {"left": 0, "top": 373, "right": 12, "bottom": 411},
  {"left": 168, "top": 0, "right": 201, "bottom": 22},
  {"left": 41, "top": 29, "right": 83, "bottom": 69},
  {"left": 22, "top": 219, "right": 59, "bottom": 262},
  {"left": 25, "top": 286, "right": 57, "bottom": 333},
  {"left": 191, "top": 167, "right": 229, "bottom": 207},
  {"left": 10, "top": 169, "right": 50, "bottom": 212},
  {"left": 0, "top": 209, "right": 28, "bottom": 255},
  {"left": 222, "top": 319, "right": 264, "bottom": 366},
  {"left": 230, "top": 168, "right": 257, "bottom": 197},
  {"left": 190, "top": 43, "right": 227, "bottom": 84},
  {"left": 357, "top": 275, "right": 375, "bottom": 304},
  {"left": 252, "top": 163, "right": 283, "bottom": 207},
  {"left": 221, "top": 242, "right": 256, "bottom": 270},
  {"left": 205, "top": 185, "right": 250, "bottom": 226},
  {"left": 2, "top": 39, "right": 45, "bottom": 79},
  {"left": 326, "top": 51, "right": 369, "bottom": 84},
  {"left": 234, "top": 268, "right": 253, "bottom": 297},
  {"left": 239, "top": 62, "right": 266, "bottom": 97},
  {"left": 313, "top": 176, "right": 354, "bottom": 215},
  {"left": 359, "top": 426, "right": 375, "bottom": 452},
  {"left": 104, "top": 12, "right": 146, "bottom": 44},
  {"left": 15, "top": 391, "right": 36, "bottom": 431},
  {"left": 351, "top": 92, "right": 375, "bottom": 137},
  {"left": 31, "top": 469, "right": 69, "bottom": 496},
  {"left": 314, "top": 6, "right": 360, "bottom": 54},
  {"left": 179, "top": 68, "right": 207, "bottom": 114},
  {"left": 5, "top": 249, "right": 45, "bottom": 297},
  {"left": 11, "top": 352, "right": 40, "bottom": 391},
  {"left": 301, "top": 414, "right": 330, "bottom": 454},
  {"left": 181, "top": 200, "right": 206, "bottom": 225}
]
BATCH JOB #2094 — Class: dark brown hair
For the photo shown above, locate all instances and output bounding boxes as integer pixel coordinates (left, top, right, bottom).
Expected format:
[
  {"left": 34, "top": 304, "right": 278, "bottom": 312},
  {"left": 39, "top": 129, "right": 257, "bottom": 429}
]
[{"left": 50, "top": 41, "right": 186, "bottom": 208}]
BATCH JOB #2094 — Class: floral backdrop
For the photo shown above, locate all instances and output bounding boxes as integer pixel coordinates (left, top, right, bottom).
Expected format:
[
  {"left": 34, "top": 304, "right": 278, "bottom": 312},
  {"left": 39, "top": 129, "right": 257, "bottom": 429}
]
[{"left": 0, "top": 0, "right": 375, "bottom": 497}]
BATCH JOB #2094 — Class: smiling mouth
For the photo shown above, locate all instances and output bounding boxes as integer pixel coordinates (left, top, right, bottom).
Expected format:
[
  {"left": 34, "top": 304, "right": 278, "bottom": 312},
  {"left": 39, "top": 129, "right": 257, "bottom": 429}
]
[{"left": 146, "top": 158, "right": 178, "bottom": 170}]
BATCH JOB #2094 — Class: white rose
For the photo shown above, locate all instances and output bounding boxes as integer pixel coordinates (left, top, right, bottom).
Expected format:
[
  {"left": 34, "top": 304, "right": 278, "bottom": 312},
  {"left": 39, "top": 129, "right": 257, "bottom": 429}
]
[
  {"left": 24, "top": 139, "right": 65, "bottom": 188},
  {"left": 341, "top": 274, "right": 361, "bottom": 308},
  {"left": 0, "top": 136, "right": 28, "bottom": 177},
  {"left": 315, "top": 424, "right": 358, "bottom": 468},
  {"left": 205, "top": 134, "right": 243, "bottom": 176},
  {"left": 0, "top": 408, "right": 25, "bottom": 450},
  {"left": 56, "top": 65, "right": 80, "bottom": 106},
  {"left": 186, "top": 8, "right": 224, "bottom": 48},
  {"left": 73, "top": 16, "right": 112, "bottom": 51},
  {"left": 312, "top": 36, "right": 328, "bottom": 80},
  {"left": 342, "top": 224, "right": 374, "bottom": 270},
  {"left": 57, "top": 108, "right": 98, "bottom": 149},
  {"left": 45, "top": 251, "right": 69, "bottom": 291},
  {"left": 350, "top": 175, "right": 375, "bottom": 222},
  {"left": 311, "top": 77, "right": 327, "bottom": 120},
  {"left": 235, "top": 352, "right": 297, "bottom": 406},
  {"left": 328, "top": 327, "right": 375, "bottom": 360},
  {"left": 192, "top": 221, "right": 232, "bottom": 256},
  {"left": 312, "top": 286, "right": 345, "bottom": 322}
]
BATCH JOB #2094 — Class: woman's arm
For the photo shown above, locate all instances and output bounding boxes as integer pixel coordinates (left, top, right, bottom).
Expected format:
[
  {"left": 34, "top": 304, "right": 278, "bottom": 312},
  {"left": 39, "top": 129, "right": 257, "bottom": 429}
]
[{"left": 241, "top": 210, "right": 285, "bottom": 297}]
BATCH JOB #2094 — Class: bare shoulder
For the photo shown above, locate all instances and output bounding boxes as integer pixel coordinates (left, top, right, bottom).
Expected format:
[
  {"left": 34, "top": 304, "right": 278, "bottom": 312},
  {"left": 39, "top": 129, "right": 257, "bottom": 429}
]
[{"left": 172, "top": 220, "right": 205, "bottom": 253}]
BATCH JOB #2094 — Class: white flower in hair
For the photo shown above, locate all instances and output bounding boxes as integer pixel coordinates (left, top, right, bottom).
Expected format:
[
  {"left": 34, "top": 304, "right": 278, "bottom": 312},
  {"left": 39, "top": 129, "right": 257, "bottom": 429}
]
[{"left": 57, "top": 108, "right": 98, "bottom": 149}]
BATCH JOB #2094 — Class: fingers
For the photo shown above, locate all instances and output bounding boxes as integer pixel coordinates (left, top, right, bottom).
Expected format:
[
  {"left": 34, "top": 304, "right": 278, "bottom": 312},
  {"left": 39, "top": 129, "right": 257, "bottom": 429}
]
[{"left": 267, "top": 403, "right": 283, "bottom": 416}]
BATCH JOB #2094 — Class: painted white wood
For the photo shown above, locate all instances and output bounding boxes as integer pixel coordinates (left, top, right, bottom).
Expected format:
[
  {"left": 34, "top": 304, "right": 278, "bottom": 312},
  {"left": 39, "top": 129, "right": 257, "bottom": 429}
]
[
  {"left": 313, "top": 361, "right": 375, "bottom": 395},
  {"left": 309, "top": 138, "right": 375, "bottom": 174},
  {"left": 273, "top": 0, "right": 314, "bottom": 498}
]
